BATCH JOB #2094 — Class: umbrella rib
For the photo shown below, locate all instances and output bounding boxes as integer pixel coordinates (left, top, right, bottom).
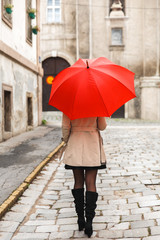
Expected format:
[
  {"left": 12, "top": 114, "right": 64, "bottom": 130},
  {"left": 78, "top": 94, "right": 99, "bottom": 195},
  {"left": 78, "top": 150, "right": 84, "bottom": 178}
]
[
  {"left": 71, "top": 75, "right": 83, "bottom": 119},
  {"left": 52, "top": 69, "right": 86, "bottom": 119},
  {"left": 91, "top": 68, "right": 136, "bottom": 97},
  {"left": 89, "top": 72, "right": 110, "bottom": 117}
]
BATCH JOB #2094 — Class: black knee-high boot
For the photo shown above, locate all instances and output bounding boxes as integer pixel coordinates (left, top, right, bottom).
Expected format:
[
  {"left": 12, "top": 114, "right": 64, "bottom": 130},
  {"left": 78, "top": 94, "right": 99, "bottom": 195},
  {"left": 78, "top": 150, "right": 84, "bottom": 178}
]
[
  {"left": 72, "top": 188, "right": 85, "bottom": 231},
  {"left": 85, "top": 191, "right": 98, "bottom": 238}
]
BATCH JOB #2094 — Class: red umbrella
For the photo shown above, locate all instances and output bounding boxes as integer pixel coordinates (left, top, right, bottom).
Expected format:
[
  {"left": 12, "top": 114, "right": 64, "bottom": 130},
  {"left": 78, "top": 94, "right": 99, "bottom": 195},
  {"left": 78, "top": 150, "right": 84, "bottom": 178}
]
[{"left": 49, "top": 57, "right": 136, "bottom": 120}]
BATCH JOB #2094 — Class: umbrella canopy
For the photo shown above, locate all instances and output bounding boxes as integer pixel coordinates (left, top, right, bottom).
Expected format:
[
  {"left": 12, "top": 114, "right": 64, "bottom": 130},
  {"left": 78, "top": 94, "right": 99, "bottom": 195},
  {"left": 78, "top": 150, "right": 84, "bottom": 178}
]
[{"left": 49, "top": 57, "right": 136, "bottom": 120}]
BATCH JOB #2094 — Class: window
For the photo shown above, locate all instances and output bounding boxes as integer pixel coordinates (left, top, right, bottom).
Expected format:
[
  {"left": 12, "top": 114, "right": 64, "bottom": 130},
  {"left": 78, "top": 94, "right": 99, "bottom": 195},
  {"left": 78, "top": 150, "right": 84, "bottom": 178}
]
[
  {"left": 109, "top": 0, "right": 125, "bottom": 15},
  {"left": 111, "top": 28, "right": 123, "bottom": 45},
  {"left": 47, "top": 0, "right": 61, "bottom": 23},
  {"left": 26, "top": 0, "right": 32, "bottom": 44},
  {"left": 27, "top": 93, "right": 33, "bottom": 126},
  {"left": 2, "top": 0, "right": 13, "bottom": 27}
]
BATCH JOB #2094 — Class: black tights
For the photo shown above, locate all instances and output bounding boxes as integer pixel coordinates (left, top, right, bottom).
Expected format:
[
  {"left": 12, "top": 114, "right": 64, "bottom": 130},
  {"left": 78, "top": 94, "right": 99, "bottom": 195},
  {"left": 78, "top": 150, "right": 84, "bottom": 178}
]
[{"left": 72, "top": 169, "right": 98, "bottom": 192}]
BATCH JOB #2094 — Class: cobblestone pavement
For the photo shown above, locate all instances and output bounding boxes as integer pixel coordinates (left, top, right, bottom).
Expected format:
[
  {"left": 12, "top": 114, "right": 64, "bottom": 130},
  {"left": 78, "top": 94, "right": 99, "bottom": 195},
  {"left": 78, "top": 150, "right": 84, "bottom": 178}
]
[{"left": 0, "top": 123, "right": 160, "bottom": 240}]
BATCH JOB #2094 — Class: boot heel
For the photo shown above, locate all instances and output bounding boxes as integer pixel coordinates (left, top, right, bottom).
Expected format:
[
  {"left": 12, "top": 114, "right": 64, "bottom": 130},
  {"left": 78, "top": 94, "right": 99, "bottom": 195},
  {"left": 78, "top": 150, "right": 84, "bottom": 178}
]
[{"left": 85, "top": 221, "right": 92, "bottom": 238}]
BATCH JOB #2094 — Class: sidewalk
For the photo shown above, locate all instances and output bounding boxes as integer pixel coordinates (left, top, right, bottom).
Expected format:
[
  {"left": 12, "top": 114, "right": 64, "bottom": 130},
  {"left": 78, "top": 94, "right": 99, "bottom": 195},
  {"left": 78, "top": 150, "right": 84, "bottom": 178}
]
[
  {"left": 0, "top": 119, "right": 160, "bottom": 239},
  {"left": 0, "top": 123, "right": 61, "bottom": 205}
]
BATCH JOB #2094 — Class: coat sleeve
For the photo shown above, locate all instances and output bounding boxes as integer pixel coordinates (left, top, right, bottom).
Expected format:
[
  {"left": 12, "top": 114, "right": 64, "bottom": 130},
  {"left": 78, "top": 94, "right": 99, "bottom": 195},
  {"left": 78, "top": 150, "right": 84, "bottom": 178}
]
[
  {"left": 62, "top": 114, "right": 71, "bottom": 143},
  {"left": 97, "top": 117, "right": 107, "bottom": 130}
]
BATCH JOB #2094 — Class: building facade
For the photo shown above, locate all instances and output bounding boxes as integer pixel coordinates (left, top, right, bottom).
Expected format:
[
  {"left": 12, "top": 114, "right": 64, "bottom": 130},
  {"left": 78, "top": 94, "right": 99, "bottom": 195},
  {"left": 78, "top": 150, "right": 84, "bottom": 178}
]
[
  {"left": 41, "top": 0, "right": 160, "bottom": 121},
  {"left": 0, "top": 0, "right": 43, "bottom": 142}
]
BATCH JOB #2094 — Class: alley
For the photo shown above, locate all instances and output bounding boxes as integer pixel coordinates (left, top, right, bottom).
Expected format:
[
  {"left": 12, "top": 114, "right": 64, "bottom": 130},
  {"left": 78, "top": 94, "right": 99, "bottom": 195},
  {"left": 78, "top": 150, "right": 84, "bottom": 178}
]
[{"left": 0, "top": 122, "right": 160, "bottom": 240}]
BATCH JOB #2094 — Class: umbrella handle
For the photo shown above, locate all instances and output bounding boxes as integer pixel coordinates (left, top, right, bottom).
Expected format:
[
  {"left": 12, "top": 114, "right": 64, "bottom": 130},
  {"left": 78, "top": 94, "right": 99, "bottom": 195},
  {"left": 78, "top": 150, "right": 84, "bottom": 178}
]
[{"left": 86, "top": 60, "right": 89, "bottom": 69}]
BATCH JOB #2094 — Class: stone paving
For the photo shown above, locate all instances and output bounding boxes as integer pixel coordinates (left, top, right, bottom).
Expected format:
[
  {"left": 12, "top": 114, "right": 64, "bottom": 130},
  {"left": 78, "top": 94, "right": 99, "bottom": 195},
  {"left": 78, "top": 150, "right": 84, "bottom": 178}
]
[{"left": 0, "top": 123, "right": 160, "bottom": 239}]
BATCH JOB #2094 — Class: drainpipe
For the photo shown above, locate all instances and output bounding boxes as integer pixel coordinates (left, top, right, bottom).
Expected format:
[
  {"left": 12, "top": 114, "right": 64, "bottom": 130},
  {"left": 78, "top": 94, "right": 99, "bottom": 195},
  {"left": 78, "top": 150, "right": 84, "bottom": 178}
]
[
  {"left": 157, "top": 0, "right": 160, "bottom": 120},
  {"left": 156, "top": 0, "right": 159, "bottom": 77},
  {"left": 89, "top": 0, "right": 92, "bottom": 59},
  {"left": 76, "top": 0, "right": 79, "bottom": 60},
  {"left": 142, "top": 0, "right": 145, "bottom": 77},
  {"left": 36, "top": 0, "right": 42, "bottom": 125}
]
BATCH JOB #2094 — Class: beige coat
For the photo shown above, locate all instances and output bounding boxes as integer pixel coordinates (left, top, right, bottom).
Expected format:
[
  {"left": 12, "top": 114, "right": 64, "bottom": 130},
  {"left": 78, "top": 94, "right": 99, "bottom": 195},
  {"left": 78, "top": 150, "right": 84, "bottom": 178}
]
[{"left": 62, "top": 114, "right": 107, "bottom": 167}]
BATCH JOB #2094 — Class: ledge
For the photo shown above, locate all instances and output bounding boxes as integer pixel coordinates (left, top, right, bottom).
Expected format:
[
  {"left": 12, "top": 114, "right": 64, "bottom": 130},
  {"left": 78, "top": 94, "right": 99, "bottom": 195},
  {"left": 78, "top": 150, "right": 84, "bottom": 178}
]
[
  {"left": 105, "top": 16, "right": 129, "bottom": 20},
  {"left": 140, "top": 76, "right": 160, "bottom": 88},
  {"left": 109, "top": 45, "right": 125, "bottom": 51},
  {"left": 0, "top": 40, "right": 43, "bottom": 77}
]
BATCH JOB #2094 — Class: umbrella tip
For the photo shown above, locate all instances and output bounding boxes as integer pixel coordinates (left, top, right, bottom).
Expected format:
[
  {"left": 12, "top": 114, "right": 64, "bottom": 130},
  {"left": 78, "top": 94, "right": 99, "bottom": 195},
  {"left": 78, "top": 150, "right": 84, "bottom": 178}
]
[{"left": 86, "top": 60, "right": 89, "bottom": 69}]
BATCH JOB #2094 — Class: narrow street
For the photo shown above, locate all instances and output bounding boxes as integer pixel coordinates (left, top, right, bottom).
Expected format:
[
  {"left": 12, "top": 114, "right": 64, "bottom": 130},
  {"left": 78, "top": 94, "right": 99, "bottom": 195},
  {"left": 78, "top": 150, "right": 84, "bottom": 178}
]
[{"left": 0, "top": 120, "right": 160, "bottom": 240}]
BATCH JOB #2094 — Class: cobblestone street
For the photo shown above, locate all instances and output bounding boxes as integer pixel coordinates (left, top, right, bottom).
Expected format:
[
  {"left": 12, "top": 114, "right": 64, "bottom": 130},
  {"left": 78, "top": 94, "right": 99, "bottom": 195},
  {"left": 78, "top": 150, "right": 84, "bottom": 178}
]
[{"left": 0, "top": 122, "right": 160, "bottom": 240}]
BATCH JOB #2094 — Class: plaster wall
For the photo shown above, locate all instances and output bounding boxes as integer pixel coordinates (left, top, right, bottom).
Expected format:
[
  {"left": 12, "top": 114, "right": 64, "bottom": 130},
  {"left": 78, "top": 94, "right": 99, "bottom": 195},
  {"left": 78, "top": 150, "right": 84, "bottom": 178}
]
[
  {"left": 0, "top": 55, "right": 39, "bottom": 141},
  {"left": 143, "top": 0, "right": 158, "bottom": 76},
  {"left": 41, "top": 0, "right": 76, "bottom": 62},
  {"left": 92, "top": 0, "right": 108, "bottom": 58},
  {"left": 0, "top": 74, "right": 2, "bottom": 142},
  {"left": 0, "top": 0, "right": 37, "bottom": 64},
  {"left": 141, "top": 87, "right": 160, "bottom": 120},
  {"left": 140, "top": 0, "right": 160, "bottom": 120}
]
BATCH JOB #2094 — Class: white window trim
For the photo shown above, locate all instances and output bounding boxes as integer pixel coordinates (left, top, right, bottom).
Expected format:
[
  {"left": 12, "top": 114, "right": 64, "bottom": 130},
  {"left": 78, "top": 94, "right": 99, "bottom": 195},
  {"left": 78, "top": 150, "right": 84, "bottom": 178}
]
[
  {"left": 111, "top": 27, "right": 123, "bottom": 46},
  {"left": 47, "top": 0, "right": 61, "bottom": 23}
]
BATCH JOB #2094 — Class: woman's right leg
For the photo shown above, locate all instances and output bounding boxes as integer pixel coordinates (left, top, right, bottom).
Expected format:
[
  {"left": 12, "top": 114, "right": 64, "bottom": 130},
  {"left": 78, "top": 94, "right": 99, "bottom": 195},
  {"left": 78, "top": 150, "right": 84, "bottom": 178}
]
[
  {"left": 85, "top": 169, "right": 98, "bottom": 192},
  {"left": 84, "top": 169, "right": 98, "bottom": 238}
]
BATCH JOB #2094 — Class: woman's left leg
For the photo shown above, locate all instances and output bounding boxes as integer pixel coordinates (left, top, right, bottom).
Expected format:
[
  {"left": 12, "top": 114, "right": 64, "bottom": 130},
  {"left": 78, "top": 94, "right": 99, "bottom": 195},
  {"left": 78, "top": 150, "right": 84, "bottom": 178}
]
[{"left": 72, "top": 169, "right": 85, "bottom": 231}]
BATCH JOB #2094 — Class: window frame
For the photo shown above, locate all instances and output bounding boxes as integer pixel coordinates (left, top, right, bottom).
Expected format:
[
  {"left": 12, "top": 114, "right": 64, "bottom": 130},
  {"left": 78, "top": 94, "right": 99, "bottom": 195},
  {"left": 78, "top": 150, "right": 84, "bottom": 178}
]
[
  {"left": 46, "top": 0, "right": 61, "bottom": 24},
  {"left": 26, "top": 0, "right": 33, "bottom": 45},
  {"left": 111, "top": 27, "right": 123, "bottom": 46},
  {"left": 1, "top": 0, "right": 13, "bottom": 28}
]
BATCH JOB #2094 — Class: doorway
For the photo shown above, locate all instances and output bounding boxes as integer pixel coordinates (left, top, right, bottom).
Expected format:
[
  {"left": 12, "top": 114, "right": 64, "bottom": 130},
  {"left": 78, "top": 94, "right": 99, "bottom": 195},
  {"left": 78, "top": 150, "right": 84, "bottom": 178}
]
[
  {"left": 42, "top": 57, "right": 70, "bottom": 111},
  {"left": 27, "top": 93, "right": 33, "bottom": 126},
  {"left": 4, "top": 90, "right": 11, "bottom": 132}
]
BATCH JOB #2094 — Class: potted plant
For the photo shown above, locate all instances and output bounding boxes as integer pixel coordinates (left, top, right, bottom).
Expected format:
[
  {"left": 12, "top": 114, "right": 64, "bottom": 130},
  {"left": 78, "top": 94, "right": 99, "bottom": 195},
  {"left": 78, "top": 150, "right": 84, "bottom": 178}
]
[
  {"left": 32, "top": 25, "right": 40, "bottom": 35},
  {"left": 28, "top": 8, "right": 36, "bottom": 19},
  {"left": 4, "top": 4, "right": 14, "bottom": 14}
]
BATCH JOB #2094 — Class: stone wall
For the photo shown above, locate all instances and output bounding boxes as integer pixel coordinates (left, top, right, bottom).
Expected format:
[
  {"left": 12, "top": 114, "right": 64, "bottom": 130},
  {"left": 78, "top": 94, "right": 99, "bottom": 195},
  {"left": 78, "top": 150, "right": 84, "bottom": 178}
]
[
  {"left": 0, "top": 0, "right": 37, "bottom": 63},
  {"left": 0, "top": 55, "right": 39, "bottom": 141}
]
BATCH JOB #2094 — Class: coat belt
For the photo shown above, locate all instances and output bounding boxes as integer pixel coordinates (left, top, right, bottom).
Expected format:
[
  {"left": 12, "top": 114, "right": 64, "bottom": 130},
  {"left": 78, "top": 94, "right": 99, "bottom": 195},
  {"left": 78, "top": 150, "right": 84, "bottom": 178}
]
[{"left": 71, "top": 126, "right": 98, "bottom": 132}]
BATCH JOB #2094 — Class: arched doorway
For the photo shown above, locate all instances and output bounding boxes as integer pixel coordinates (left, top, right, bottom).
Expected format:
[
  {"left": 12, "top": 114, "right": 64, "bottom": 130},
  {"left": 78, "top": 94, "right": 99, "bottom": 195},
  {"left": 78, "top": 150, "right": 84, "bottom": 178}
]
[{"left": 42, "top": 57, "right": 70, "bottom": 111}]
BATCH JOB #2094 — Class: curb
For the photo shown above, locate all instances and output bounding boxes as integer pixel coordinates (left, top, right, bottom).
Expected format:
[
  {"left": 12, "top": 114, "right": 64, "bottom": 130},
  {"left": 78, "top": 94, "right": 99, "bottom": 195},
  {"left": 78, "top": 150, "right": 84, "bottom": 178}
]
[{"left": 0, "top": 141, "right": 65, "bottom": 219}]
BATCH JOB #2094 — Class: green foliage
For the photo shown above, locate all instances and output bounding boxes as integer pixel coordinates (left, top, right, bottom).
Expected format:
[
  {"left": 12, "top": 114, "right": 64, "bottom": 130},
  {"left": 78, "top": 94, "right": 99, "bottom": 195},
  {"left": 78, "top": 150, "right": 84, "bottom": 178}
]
[
  {"left": 4, "top": 4, "right": 14, "bottom": 8},
  {"left": 42, "top": 119, "right": 47, "bottom": 125},
  {"left": 28, "top": 8, "right": 36, "bottom": 13}
]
